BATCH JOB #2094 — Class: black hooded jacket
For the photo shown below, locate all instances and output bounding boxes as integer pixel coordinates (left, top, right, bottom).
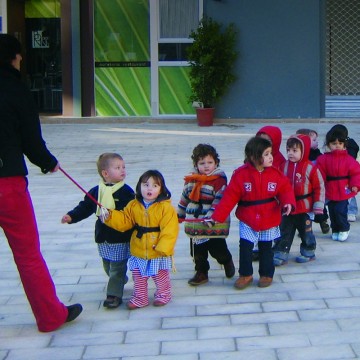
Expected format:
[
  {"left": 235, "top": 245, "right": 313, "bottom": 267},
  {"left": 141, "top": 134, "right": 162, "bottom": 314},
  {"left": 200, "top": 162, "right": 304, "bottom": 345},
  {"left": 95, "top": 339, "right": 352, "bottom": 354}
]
[{"left": 0, "top": 64, "right": 57, "bottom": 177}]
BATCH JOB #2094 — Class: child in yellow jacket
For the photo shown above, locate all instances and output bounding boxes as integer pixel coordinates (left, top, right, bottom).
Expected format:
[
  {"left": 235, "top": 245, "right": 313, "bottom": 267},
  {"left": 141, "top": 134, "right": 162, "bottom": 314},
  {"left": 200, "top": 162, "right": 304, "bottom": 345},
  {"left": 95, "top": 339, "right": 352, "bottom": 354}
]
[{"left": 103, "top": 170, "right": 179, "bottom": 309}]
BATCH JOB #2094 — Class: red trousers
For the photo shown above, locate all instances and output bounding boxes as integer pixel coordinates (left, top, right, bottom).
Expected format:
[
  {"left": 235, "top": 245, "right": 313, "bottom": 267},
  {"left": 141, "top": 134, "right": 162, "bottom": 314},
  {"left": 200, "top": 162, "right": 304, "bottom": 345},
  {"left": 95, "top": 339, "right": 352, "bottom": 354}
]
[
  {"left": 0, "top": 177, "right": 68, "bottom": 332},
  {"left": 130, "top": 268, "right": 171, "bottom": 307}
]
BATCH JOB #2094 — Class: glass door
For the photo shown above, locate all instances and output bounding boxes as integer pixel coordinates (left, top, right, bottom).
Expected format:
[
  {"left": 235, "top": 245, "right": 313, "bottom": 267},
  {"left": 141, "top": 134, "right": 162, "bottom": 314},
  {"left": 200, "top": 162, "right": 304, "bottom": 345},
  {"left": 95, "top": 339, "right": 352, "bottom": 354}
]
[{"left": 25, "top": 0, "right": 62, "bottom": 113}]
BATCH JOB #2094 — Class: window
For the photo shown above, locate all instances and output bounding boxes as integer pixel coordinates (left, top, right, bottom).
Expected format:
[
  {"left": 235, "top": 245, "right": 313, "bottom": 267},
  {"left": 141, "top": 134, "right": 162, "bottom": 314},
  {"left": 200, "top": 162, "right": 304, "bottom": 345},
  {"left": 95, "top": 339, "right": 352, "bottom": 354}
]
[
  {"left": 158, "top": 0, "right": 200, "bottom": 61},
  {"left": 159, "top": 0, "right": 199, "bottom": 39}
]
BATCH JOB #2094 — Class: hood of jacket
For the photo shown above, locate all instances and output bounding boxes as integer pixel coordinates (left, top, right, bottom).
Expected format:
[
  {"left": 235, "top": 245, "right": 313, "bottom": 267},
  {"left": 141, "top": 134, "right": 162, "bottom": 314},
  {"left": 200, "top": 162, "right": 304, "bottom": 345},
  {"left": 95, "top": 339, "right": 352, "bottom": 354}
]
[{"left": 256, "top": 126, "right": 282, "bottom": 157}]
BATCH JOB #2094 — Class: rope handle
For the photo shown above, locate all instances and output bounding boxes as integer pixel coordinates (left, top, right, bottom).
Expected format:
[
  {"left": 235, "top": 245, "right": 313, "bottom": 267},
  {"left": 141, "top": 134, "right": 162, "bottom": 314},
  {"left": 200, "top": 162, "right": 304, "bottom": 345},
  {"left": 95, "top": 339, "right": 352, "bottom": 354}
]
[
  {"left": 59, "top": 166, "right": 109, "bottom": 221},
  {"left": 178, "top": 218, "right": 214, "bottom": 223},
  {"left": 59, "top": 166, "right": 102, "bottom": 207}
]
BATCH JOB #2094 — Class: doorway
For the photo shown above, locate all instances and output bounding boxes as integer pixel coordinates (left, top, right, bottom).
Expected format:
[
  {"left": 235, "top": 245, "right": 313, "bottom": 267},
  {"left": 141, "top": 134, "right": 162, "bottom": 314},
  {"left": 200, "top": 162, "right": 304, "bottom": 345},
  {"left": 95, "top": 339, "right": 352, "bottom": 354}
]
[
  {"left": 326, "top": 0, "right": 360, "bottom": 117},
  {"left": 25, "top": 1, "right": 62, "bottom": 113}
]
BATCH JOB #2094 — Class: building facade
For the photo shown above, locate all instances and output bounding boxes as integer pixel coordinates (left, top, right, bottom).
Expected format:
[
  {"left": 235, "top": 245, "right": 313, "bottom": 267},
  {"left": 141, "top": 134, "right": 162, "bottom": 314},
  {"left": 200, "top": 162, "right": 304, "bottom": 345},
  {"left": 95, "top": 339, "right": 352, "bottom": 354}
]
[{"left": 1, "top": 0, "right": 359, "bottom": 119}]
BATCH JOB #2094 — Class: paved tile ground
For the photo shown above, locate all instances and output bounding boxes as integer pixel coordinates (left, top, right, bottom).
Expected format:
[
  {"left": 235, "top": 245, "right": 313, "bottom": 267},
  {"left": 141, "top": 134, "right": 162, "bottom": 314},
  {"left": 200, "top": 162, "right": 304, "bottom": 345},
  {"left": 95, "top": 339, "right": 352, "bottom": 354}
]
[{"left": 2, "top": 120, "right": 360, "bottom": 360}]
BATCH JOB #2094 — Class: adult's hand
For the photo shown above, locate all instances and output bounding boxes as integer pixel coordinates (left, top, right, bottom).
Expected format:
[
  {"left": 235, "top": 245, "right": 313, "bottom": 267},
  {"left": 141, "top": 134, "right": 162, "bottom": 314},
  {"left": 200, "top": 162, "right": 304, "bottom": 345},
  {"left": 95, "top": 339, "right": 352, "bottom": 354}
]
[{"left": 50, "top": 162, "right": 60, "bottom": 173}]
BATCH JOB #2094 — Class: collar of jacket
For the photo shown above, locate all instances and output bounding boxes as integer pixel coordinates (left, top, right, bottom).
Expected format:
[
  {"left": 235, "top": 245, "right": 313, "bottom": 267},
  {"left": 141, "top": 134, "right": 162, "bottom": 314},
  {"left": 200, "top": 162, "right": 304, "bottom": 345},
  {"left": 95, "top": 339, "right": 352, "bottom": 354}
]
[{"left": 0, "top": 64, "right": 21, "bottom": 79}]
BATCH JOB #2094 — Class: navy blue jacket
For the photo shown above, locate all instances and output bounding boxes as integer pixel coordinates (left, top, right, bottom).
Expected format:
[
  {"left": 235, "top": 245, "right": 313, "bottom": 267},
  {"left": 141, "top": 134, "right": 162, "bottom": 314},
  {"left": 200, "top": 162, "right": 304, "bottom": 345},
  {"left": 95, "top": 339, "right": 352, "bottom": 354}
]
[{"left": 67, "top": 184, "right": 135, "bottom": 244}]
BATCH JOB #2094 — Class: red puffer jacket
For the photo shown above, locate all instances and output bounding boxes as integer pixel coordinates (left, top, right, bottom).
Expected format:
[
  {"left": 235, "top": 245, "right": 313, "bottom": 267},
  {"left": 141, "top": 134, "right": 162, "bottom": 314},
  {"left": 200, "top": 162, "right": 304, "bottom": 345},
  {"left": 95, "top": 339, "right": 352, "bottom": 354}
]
[
  {"left": 316, "top": 150, "right": 360, "bottom": 201},
  {"left": 212, "top": 163, "right": 295, "bottom": 231}
]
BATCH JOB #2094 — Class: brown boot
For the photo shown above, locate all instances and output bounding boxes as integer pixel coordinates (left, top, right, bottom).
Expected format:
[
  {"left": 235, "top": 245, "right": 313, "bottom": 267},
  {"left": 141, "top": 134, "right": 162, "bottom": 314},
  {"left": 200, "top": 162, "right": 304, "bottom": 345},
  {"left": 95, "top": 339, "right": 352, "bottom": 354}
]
[
  {"left": 188, "top": 272, "right": 208, "bottom": 286},
  {"left": 234, "top": 275, "right": 253, "bottom": 290},
  {"left": 258, "top": 276, "right": 273, "bottom": 288}
]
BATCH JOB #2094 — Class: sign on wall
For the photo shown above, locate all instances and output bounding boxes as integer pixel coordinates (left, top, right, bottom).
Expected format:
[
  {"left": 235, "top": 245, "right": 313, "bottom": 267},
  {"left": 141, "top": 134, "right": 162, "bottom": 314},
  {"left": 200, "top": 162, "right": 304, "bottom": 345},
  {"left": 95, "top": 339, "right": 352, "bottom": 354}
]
[{"left": 32, "top": 30, "right": 50, "bottom": 48}]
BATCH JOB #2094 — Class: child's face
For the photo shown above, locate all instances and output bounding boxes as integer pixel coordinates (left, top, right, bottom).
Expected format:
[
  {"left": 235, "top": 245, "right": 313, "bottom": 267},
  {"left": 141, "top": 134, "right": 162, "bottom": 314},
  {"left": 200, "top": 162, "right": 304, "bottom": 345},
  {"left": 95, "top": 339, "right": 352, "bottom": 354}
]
[
  {"left": 329, "top": 140, "right": 345, "bottom": 151},
  {"left": 262, "top": 147, "right": 273, "bottom": 168},
  {"left": 309, "top": 133, "right": 319, "bottom": 150},
  {"left": 102, "top": 158, "right": 126, "bottom": 183},
  {"left": 196, "top": 155, "right": 217, "bottom": 175},
  {"left": 141, "top": 176, "right": 161, "bottom": 202},
  {"left": 287, "top": 145, "right": 302, "bottom": 163}
]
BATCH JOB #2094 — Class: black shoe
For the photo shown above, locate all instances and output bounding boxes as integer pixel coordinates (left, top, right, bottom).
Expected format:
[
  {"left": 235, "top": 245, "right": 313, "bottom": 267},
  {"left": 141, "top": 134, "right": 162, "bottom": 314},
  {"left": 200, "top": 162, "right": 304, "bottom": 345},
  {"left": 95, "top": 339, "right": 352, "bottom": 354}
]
[
  {"left": 224, "top": 259, "right": 235, "bottom": 278},
  {"left": 320, "top": 221, "right": 330, "bottom": 234},
  {"left": 66, "top": 304, "right": 83, "bottom": 323},
  {"left": 103, "top": 296, "right": 122, "bottom": 309},
  {"left": 188, "top": 272, "right": 208, "bottom": 286}
]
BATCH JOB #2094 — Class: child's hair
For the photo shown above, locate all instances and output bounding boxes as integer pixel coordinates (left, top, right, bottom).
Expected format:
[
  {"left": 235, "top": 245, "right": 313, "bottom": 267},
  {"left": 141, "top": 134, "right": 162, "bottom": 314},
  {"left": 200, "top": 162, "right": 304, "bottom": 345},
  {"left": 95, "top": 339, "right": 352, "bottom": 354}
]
[
  {"left": 135, "top": 170, "right": 171, "bottom": 201},
  {"left": 191, "top": 144, "right": 220, "bottom": 167},
  {"left": 286, "top": 137, "right": 303, "bottom": 151},
  {"left": 244, "top": 137, "right": 272, "bottom": 166},
  {"left": 97, "top": 153, "right": 123, "bottom": 179},
  {"left": 325, "top": 124, "right": 348, "bottom": 146},
  {"left": 296, "top": 128, "right": 318, "bottom": 137}
]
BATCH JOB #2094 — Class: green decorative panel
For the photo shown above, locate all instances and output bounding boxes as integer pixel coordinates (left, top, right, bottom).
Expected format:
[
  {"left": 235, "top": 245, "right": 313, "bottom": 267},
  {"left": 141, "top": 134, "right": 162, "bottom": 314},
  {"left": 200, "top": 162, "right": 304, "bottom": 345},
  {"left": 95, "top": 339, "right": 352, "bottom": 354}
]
[
  {"left": 94, "top": 0, "right": 149, "bottom": 61},
  {"left": 95, "top": 67, "right": 150, "bottom": 116},
  {"left": 94, "top": 0, "right": 150, "bottom": 116},
  {"left": 159, "top": 67, "right": 194, "bottom": 115},
  {"left": 25, "top": 0, "right": 61, "bottom": 18}
]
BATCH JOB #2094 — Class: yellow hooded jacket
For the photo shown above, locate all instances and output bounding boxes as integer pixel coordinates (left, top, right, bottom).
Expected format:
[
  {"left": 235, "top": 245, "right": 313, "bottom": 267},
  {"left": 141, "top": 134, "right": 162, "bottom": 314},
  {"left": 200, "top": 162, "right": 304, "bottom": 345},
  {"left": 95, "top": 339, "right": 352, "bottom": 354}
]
[{"left": 105, "top": 198, "right": 179, "bottom": 259}]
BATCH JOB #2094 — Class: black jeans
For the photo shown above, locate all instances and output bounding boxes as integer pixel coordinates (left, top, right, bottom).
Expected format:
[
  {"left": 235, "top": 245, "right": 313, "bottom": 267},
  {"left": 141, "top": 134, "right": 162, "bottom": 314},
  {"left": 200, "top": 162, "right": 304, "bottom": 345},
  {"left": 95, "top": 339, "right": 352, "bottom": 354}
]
[
  {"left": 328, "top": 199, "right": 350, "bottom": 232},
  {"left": 273, "top": 213, "right": 316, "bottom": 258},
  {"left": 239, "top": 239, "right": 274, "bottom": 278},
  {"left": 190, "top": 238, "right": 232, "bottom": 273}
]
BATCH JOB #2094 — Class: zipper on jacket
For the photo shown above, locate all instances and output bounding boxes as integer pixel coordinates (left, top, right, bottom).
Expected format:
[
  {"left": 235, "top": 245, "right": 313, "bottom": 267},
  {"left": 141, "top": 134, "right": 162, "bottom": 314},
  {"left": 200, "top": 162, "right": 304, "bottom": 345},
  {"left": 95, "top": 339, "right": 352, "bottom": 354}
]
[
  {"left": 292, "top": 163, "right": 297, "bottom": 189},
  {"left": 255, "top": 170, "right": 263, "bottom": 221},
  {"left": 144, "top": 207, "right": 149, "bottom": 259}
]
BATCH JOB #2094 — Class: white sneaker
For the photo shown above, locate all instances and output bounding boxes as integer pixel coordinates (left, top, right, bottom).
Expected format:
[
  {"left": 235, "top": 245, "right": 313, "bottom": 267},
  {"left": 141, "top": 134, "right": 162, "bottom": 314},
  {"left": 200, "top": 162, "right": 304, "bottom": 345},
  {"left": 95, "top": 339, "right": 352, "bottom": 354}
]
[
  {"left": 347, "top": 214, "right": 356, "bottom": 222},
  {"left": 332, "top": 233, "right": 339, "bottom": 241},
  {"left": 338, "top": 231, "right": 350, "bottom": 242}
]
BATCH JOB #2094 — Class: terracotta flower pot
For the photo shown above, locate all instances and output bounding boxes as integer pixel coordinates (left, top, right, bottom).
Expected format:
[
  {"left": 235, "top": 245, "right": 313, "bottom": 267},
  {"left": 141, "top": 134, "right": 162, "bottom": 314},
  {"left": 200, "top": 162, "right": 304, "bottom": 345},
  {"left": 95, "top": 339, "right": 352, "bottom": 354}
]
[{"left": 196, "top": 108, "right": 215, "bottom": 126}]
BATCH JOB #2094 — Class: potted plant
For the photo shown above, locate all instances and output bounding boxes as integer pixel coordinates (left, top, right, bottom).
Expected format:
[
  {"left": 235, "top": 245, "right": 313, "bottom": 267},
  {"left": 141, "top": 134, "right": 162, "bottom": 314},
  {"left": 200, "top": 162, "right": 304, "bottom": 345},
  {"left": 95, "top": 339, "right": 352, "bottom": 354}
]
[{"left": 187, "top": 17, "right": 238, "bottom": 126}]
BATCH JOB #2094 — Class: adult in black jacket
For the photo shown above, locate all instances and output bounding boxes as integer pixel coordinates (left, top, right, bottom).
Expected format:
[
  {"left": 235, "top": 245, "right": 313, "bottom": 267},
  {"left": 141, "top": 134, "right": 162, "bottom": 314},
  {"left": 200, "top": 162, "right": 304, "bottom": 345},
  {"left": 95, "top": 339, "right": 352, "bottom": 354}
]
[{"left": 0, "top": 34, "right": 82, "bottom": 332}]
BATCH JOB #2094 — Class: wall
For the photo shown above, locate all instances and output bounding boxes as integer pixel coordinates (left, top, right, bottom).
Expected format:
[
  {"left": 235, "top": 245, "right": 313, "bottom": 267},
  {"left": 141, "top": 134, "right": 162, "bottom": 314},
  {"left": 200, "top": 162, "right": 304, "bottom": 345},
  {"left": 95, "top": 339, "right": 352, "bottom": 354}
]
[{"left": 206, "top": 0, "right": 325, "bottom": 119}]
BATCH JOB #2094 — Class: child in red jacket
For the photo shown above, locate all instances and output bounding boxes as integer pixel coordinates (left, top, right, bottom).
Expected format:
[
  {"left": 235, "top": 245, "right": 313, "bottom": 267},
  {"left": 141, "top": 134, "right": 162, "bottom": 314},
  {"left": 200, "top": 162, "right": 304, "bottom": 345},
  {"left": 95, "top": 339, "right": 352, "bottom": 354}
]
[
  {"left": 272, "top": 134, "right": 325, "bottom": 266},
  {"left": 317, "top": 126, "right": 360, "bottom": 241},
  {"left": 296, "top": 128, "right": 330, "bottom": 234},
  {"left": 211, "top": 137, "right": 295, "bottom": 289},
  {"left": 252, "top": 126, "right": 286, "bottom": 261}
]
